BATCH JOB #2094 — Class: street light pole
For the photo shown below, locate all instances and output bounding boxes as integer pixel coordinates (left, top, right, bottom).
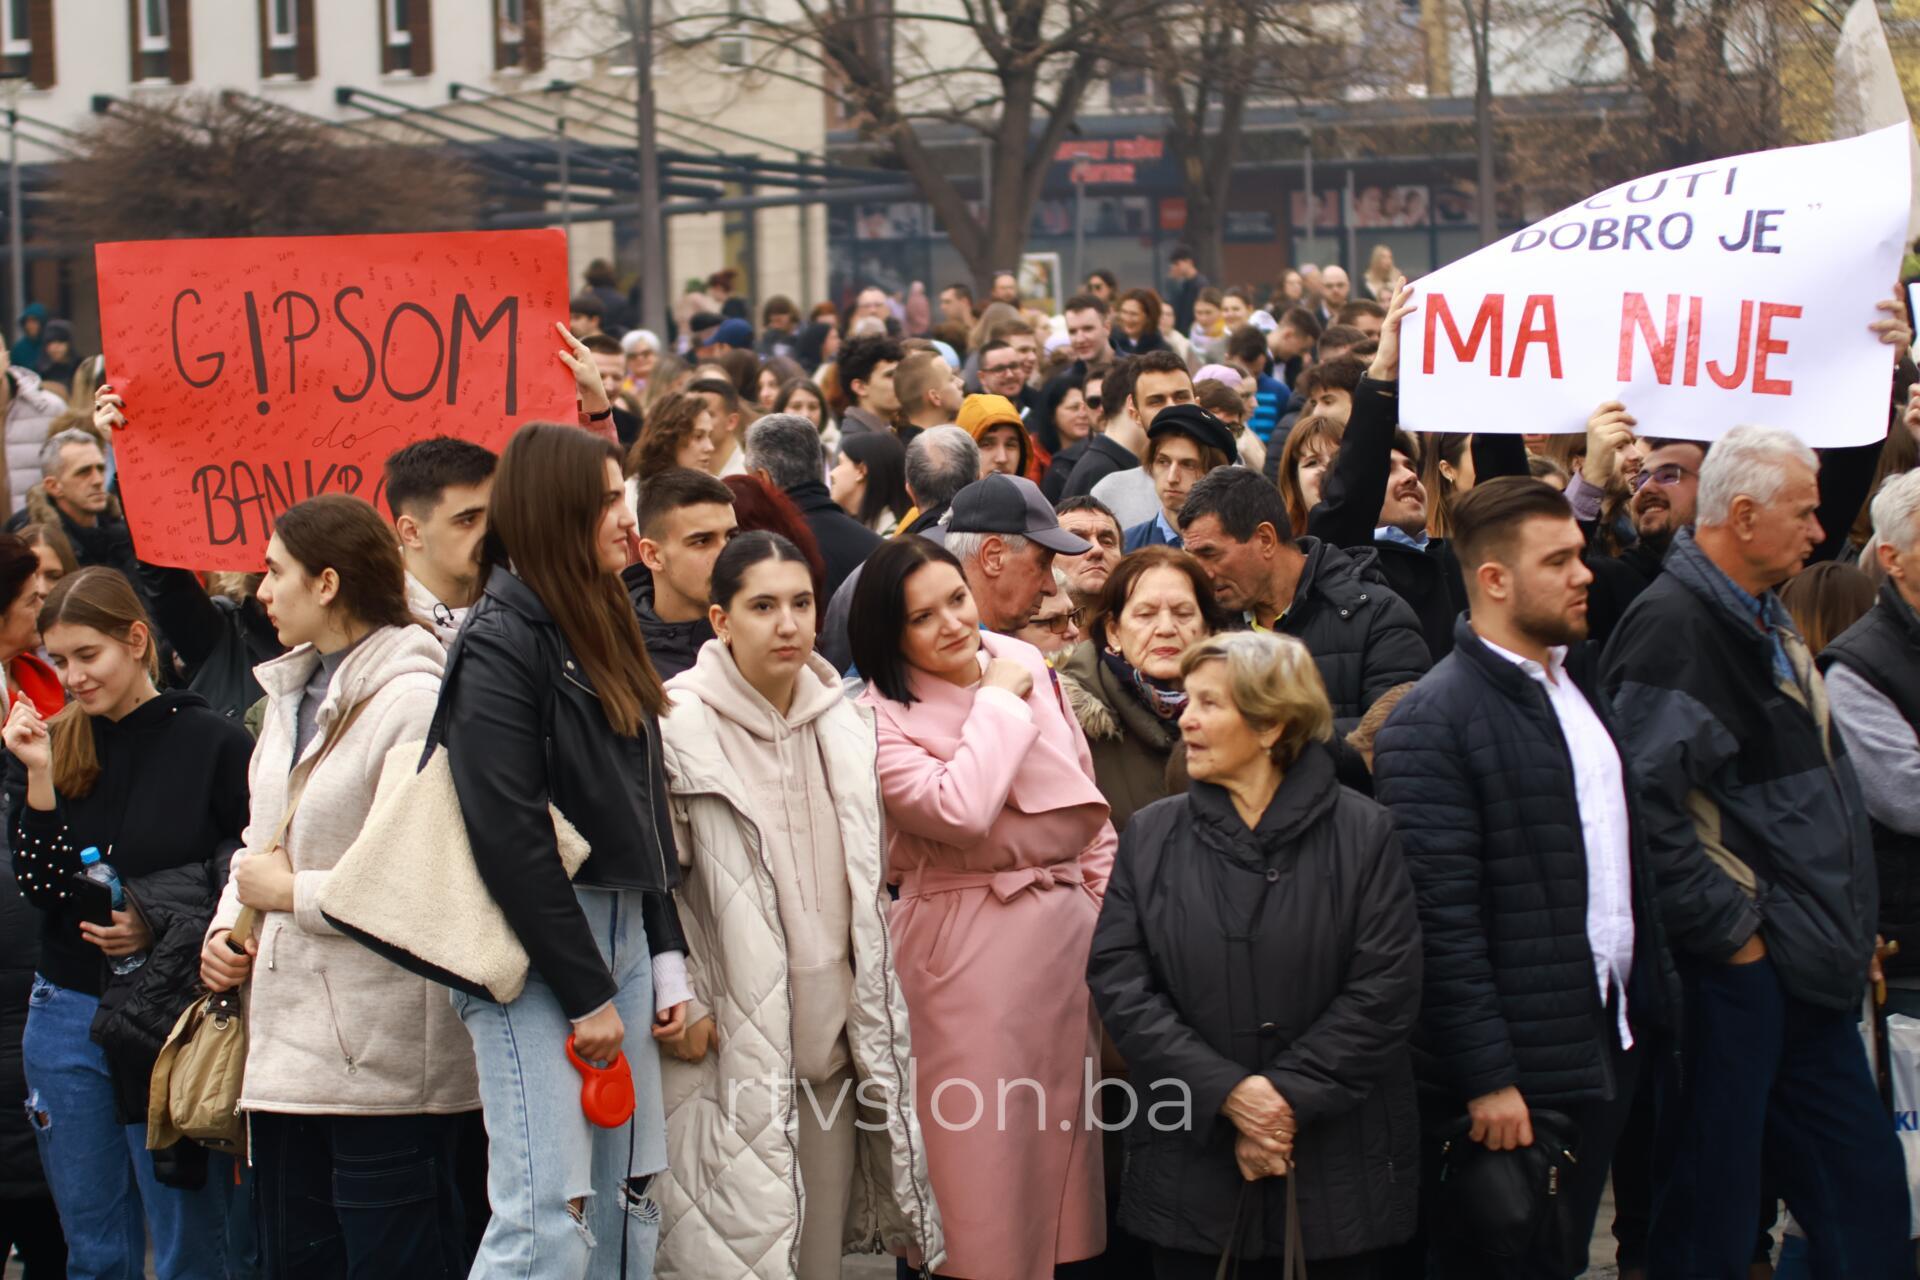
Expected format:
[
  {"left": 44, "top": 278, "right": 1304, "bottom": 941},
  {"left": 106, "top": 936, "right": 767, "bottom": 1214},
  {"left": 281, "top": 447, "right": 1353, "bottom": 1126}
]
[
  {"left": 623, "top": 0, "right": 666, "bottom": 337},
  {"left": 7, "top": 110, "right": 21, "bottom": 328}
]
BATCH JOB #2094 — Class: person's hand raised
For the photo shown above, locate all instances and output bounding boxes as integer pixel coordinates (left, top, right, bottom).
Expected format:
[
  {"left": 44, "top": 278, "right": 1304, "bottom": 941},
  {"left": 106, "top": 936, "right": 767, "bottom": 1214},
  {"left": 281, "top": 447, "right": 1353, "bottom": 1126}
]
[{"left": 1366, "top": 278, "right": 1419, "bottom": 383}]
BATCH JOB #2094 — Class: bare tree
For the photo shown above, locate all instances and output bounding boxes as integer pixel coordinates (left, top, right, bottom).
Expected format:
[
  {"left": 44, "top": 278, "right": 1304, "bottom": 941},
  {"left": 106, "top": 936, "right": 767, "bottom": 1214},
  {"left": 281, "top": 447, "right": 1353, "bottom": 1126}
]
[
  {"left": 656, "top": 0, "right": 1159, "bottom": 289},
  {"left": 54, "top": 93, "right": 478, "bottom": 244},
  {"left": 1106, "top": 0, "right": 1414, "bottom": 278}
]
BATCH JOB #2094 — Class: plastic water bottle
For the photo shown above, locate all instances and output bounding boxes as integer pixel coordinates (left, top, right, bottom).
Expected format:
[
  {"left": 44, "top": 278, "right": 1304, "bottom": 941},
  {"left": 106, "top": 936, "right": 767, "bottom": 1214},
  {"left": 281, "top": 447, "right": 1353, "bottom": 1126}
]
[{"left": 79, "top": 847, "right": 146, "bottom": 976}]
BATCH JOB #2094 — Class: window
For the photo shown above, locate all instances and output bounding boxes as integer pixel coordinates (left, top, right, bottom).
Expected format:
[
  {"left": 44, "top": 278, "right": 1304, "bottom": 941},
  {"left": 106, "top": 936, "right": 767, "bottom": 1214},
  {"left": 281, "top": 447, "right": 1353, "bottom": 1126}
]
[
  {"left": 382, "top": 0, "right": 409, "bottom": 71},
  {"left": 137, "top": 0, "right": 169, "bottom": 81},
  {"left": 494, "top": 0, "right": 541, "bottom": 72},
  {"left": 382, "top": 0, "right": 431, "bottom": 75},
  {"left": 259, "top": 0, "right": 314, "bottom": 79},
  {"left": 264, "top": 0, "right": 295, "bottom": 74},
  {"left": 1, "top": 0, "right": 30, "bottom": 79}
]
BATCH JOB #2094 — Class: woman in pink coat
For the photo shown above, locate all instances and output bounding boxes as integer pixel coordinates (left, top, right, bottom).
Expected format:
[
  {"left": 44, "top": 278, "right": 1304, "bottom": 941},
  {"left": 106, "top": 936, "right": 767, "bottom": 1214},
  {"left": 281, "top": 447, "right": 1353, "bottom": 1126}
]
[{"left": 852, "top": 537, "right": 1116, "bottom": 1280}]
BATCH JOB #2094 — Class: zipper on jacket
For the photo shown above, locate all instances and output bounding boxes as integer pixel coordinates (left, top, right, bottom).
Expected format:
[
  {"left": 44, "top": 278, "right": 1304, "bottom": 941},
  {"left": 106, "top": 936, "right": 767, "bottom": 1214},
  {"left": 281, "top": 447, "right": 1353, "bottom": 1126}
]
[{"left": 315, "top": 969, "right": 358, "bottom": 1074}]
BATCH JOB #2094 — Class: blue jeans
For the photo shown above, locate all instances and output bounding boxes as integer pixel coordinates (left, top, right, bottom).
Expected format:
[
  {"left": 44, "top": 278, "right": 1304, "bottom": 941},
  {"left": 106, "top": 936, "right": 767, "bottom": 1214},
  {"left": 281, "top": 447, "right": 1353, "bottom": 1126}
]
[
  {"left": 21, "top": 975, "right": 228, "bottom": 1280},
  {"left": 1651, "top": 955, "right": 1910, "bottom": 1279},
  {"left": 454, "top": 887, "right": 667, "bottom": 1280}
]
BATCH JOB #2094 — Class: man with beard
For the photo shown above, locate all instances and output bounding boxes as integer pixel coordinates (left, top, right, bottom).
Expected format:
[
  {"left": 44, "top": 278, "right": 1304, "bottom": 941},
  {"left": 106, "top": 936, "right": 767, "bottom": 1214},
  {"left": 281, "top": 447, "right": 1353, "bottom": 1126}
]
[
  {"left": 1569, "top": 400, "right": 1708, "bottom": 646},
  {"left": 1373, "top": 477, "right": 1672, "bottom": 1279}
]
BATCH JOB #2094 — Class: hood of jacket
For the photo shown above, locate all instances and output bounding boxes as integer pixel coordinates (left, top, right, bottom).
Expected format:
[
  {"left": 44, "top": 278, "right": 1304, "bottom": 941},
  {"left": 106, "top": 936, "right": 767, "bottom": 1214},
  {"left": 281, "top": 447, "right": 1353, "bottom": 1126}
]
[
  {"left": 668, "top": 637, "right": 842, "bottom": 748},
  {"left": 624, "top": 562, "right": 715, "bottom": 673},
  {"left": 16, "top": 303, "right": 45, "bottom": 326},
  {"left": 1188, "top": 740, "right": 1339, "bottom": 864},
  {"left": 252, "top": 620, "right": 446, "bottom": 713},
  {"left": 1295, "top": 536, "right": 1385, "bottom": 609}
]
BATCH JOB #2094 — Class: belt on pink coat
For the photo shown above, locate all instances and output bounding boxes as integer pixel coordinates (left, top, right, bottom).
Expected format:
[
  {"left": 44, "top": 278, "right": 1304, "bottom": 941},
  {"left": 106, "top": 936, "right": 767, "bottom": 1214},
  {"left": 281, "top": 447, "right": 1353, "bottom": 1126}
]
[{"left": 899, "top": 862, "right": 1086, "bottom": 903}]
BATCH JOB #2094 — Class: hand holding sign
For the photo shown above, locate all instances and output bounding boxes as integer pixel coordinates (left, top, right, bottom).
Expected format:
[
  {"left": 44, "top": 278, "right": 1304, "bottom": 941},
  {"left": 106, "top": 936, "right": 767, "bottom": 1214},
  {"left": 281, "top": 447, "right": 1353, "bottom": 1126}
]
[
  {"left": 95, "top": 229, "right": 574, "bottom": 569},
  {"left": 1403, "top": 125, "right": 1911, "bottom": 447},
  {"left": 553, "top": 320, "right": 611, "bottom": 418},
  {"left": 1368, "top": 277, "right": 1418, "bottom": 383}
]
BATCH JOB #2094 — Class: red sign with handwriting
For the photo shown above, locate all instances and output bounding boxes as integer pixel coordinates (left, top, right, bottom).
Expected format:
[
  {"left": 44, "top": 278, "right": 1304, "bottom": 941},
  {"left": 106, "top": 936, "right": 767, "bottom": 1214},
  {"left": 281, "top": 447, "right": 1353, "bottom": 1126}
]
[{"left": 95, "top": 229, "right": 574, "bottom": 569}]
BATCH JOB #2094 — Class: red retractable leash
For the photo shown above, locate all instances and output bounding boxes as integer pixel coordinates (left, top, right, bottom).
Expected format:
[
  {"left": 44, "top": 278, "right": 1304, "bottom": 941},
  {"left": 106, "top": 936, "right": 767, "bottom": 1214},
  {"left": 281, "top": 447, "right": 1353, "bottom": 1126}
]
[
  {"left": 565, "top": 1036, "right": 636, "bottom": 1127},
  {"left": 565, "top": 1036, "right": 641, "bottom": 1276}
]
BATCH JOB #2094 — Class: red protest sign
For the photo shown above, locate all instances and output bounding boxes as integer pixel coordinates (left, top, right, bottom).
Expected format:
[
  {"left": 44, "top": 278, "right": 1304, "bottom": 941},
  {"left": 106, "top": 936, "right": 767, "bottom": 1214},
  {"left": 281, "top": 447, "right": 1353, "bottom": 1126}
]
[{"left": 95, "top": 229, "right": 575, "bottom": 569}]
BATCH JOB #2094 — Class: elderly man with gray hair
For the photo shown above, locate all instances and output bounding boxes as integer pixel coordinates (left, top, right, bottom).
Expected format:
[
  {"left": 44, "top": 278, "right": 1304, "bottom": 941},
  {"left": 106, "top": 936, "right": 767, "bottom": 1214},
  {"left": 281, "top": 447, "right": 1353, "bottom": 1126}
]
[
  {"left": 744, "top": 411, "right": 881, "bottom": 599},
  {"left": 1819, "top": 468, "right": 1920, "bottom": 1021},
  {"left": 1601, "top": 425, "right": 1907, "bottom": 1276},
  {"left": 817, "top": 425, "right": 980, "bottom": 673}
]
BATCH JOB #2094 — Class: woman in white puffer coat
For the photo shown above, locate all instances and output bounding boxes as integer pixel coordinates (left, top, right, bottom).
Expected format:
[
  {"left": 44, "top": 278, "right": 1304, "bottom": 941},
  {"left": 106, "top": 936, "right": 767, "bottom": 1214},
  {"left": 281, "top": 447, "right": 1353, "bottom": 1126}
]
[{"left": 655, "top": 530, "right": 942, "bottom": 1280}]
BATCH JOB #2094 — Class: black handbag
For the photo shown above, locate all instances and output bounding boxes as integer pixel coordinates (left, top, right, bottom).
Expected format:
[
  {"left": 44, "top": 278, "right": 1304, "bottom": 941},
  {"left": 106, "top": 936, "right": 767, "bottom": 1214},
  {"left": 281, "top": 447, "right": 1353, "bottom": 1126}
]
[
  {"left": 1215, "top": 1176, "right": 1307, "bottom": 1280},
  {"left": 1433, "top": 1108, "right": 1580, "bottom": 1260}
]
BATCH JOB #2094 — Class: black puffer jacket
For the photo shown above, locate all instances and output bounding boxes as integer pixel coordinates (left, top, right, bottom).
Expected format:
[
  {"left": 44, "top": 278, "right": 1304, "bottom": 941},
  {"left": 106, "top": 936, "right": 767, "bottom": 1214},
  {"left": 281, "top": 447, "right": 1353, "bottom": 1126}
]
[
  {"left": 445, "top": 568, "right": 686, "bottom": 1021},
  {"left": 1373, "top": 618, "right": 1675, "bottom": 1107},
  {"left": 625, "top": 563, "right": 714, "bottom": 683},
  {"left": 1088, "top": 743, "right": 1422, "bottom": 1262},
  {"left": 1256, "top": 537, "right": 1431, "bottom": 732},
  {"left": 92, "top": 860, "right": 229, "bottom": 1123}
]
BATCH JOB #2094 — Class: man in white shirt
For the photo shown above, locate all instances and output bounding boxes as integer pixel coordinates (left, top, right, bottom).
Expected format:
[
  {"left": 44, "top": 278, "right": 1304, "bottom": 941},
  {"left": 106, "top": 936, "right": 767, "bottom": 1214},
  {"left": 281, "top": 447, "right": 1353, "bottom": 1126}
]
[{"left": 1372, "top": 477, "right": 1670, "bottom": 1280}]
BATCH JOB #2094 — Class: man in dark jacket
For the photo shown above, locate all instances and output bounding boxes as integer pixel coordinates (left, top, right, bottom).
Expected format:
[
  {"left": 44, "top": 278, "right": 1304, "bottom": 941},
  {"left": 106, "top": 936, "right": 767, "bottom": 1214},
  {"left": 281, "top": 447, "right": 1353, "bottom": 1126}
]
[
  {"left": 1179, "top": 466, "right": 1429, "bottom": 732},
  {"left": 1601, "top": 426, "right": 1908, "bottom": 1277},
  {"left": 1820, "top": 469, "right": 1920, "bottom": 1010},
  {"left": 745, "top": 413, "right": 881, "bottom": 598},
  {"left": 23, "top": 430, "right": 137, "bottom": 581},
  {"left": 1374, "top": 478, "right": 1673, "bottom": 1280},
  {"left": 630, "top": 467, "right": 737, "bottom": 681}
]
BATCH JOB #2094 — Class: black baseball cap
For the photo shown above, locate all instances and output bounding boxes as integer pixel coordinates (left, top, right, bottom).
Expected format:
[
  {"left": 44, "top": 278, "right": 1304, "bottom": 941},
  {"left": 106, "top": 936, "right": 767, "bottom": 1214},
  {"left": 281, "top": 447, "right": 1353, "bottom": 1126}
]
[
  {"left": 942, "top": 474, "right": 1092, "bottom": 555},
  {"left": 1149, "top": 403, "right": 1239, "bottom": 462}
]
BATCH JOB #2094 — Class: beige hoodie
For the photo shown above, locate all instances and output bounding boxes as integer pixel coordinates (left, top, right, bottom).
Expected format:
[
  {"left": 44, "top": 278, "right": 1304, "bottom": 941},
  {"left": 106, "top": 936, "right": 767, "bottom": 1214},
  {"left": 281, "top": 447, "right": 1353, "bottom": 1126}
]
[{"left": 668, "top": 640, "right": 852, "bottom": 1080}]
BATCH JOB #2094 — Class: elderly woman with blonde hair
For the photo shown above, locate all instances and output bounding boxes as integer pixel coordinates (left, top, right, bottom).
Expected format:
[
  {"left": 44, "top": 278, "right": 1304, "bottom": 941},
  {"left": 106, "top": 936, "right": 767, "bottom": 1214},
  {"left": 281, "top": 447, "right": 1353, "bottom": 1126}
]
[{"left": 1088, "top": 631, "right": 1423, "bottom": 1279}]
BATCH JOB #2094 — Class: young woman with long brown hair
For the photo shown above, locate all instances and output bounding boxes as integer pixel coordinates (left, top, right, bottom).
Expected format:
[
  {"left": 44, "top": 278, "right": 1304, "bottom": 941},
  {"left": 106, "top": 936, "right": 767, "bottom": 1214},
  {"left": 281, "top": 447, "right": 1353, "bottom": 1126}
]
[
  {"left": 442, "top": 422, "right": 691, "bottom": 1278},
  {"left": 6, "top": 567, "right": 252, "bottom": 1279},
  {"left": 197, "top": 494, "right": 478, "bottom": 1277}
]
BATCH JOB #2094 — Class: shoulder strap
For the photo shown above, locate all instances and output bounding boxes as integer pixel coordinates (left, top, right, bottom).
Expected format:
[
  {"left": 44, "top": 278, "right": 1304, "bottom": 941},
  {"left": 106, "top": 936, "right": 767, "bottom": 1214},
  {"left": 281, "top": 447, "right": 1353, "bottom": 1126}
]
[{"left": 229, "top": 696, "right": 371, "bottom": 947}]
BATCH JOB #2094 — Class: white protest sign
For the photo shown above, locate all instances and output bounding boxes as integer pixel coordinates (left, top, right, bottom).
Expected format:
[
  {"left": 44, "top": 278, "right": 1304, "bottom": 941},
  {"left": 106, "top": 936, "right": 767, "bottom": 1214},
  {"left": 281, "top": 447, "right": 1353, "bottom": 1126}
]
[{"left": 1402, "top": 124, "right": 1911, "bottom": 446}]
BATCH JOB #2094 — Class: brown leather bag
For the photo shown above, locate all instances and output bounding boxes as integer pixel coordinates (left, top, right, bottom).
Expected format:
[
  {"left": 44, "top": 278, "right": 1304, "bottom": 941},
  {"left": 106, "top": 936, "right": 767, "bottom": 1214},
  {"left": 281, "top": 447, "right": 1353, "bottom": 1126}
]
[{"left": 147, "top": 700, "right": 369, "bottom": 1153}]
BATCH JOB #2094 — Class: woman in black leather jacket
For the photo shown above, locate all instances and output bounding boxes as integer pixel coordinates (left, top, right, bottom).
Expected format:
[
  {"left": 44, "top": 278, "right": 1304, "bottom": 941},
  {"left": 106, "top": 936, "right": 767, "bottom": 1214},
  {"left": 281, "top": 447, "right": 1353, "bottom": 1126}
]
[
  {"left": 3, "top": 567, "right": 252, "bottom": 1279},
  {"left": 443, "top": 422, "right": 690, "bottom": 1279}
]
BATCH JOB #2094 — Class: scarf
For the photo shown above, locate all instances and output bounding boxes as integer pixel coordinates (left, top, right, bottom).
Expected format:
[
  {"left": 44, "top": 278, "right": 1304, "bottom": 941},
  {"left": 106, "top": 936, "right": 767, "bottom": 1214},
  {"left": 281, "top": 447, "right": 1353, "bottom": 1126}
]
[{"left": 1102, "top": 647, "right": 1188, "bottom": 721}]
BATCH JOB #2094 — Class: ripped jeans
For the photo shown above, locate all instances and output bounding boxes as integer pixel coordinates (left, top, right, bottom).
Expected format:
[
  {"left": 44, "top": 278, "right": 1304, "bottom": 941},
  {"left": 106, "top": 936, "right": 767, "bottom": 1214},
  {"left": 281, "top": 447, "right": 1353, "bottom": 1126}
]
[
  {"left": 454, "top": 886, "right": 667, "bottom": 1280},
  {"left": 21, "top": 975, "right": 227, "bottom": 1280}
]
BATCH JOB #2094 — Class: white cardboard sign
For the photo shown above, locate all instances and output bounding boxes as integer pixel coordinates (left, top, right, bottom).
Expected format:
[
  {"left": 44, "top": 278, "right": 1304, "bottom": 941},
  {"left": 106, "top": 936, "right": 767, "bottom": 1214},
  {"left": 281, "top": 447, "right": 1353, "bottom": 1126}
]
[{"left": 1401, "top": 124, "right": 1911, "bottom": 446}]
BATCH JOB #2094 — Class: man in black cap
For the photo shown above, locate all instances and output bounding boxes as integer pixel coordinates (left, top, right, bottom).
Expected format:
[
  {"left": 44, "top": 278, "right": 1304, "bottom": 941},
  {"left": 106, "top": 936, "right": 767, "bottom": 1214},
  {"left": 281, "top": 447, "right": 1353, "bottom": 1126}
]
[
  {"left": 1121, "top": 402, "right": 1238, "bottom": 552},
  {"left": 938, "top": 473, "right": 1092, "bottom": 634}
]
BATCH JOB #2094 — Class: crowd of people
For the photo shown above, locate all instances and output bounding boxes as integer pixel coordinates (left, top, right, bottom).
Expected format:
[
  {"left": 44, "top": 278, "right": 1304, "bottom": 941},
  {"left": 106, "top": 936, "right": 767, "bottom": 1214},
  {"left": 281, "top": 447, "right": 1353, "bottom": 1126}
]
[{"left": 0, "top": 238, "right": 1915, "bottom": 1280}]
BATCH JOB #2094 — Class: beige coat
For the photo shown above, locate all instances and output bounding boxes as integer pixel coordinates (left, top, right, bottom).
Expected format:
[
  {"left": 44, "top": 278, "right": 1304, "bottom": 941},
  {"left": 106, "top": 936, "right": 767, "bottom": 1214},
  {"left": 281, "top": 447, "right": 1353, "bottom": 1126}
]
[
  {"left": 210, "top": 624, "right": 479, "bottom": 1116},
  {"left": 656, "top": 644, "right": 944, "bottom": 1278}
]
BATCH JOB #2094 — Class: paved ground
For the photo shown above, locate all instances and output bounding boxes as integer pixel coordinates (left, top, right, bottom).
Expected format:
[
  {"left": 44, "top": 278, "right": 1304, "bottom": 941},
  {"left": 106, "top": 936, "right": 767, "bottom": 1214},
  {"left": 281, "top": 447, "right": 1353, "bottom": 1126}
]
[{"left": 5, "top": 1192, "right": 1629, "bottom": 1279}]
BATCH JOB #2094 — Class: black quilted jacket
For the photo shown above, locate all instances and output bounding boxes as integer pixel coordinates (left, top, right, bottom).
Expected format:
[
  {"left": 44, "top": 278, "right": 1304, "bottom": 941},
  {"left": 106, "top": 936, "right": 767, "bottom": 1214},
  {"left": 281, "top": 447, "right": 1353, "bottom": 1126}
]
[{"left": 1372, "top": 618, "right": 1675, "bottom": 1107}]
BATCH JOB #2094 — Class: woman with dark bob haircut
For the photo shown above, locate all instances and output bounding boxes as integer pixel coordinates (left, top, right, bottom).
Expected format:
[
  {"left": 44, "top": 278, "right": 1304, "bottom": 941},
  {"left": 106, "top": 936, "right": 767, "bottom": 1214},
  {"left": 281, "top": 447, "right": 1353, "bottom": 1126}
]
[{"left": 850, "top": 537, "right": 1117, "bottom": 1279}]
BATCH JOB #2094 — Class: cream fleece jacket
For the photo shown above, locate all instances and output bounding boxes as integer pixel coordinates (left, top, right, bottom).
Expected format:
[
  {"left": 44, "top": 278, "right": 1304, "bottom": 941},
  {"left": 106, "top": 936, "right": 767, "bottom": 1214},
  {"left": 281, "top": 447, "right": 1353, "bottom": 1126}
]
[{"left": 668, "top": 641, "right": 853, "bottom": 1081}]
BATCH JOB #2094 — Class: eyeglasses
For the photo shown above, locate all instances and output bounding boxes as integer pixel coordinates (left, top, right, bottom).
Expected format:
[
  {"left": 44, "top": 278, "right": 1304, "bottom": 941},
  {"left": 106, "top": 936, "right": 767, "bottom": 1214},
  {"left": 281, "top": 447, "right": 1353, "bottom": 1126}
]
[
  {"left": 1029, "top": 611, "right": 1078, "bottom": 635},
  {"left": 1630, "top": 463, "right": 1698, "bottom": 492},
  {"left": 1084, "top": 395, "right": 1102, "bottom": 409},
  {"left": 984, "top": 362, "right": 1022, "bottom": 376}
]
